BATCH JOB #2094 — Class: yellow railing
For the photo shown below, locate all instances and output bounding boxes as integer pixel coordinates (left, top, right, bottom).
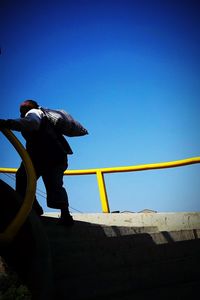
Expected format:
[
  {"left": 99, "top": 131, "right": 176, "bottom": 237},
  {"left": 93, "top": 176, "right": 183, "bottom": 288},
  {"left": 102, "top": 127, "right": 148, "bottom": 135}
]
[
  {"left": 63, "top": 156, "right": 200, "bottom": 213},
  {"left": 1, "top": 152, "right": 200, "bottom": 214},
  {"left": 0, "top": 129, "right": 36, "bottom": 244}
]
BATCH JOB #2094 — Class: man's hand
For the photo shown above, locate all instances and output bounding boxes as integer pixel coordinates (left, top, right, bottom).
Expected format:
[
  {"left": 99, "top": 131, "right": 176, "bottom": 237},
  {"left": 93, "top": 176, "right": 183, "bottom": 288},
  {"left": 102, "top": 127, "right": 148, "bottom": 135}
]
[
  {"left": 0, "top": 119, "right": 11, "bottom": 129},
  {"left": 0, "top": 119, "right": 9, "bottom": 129}
]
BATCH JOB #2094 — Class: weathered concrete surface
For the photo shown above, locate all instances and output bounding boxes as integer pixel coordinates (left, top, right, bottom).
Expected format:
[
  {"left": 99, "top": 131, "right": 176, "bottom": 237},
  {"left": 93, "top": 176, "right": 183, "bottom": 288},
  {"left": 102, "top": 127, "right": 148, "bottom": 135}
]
[
  {"left": 44, "top": 212, "right": 200, "bottom": 231},
  {"left": 41, "top": 214, "right": 200, "bottom": 300}
]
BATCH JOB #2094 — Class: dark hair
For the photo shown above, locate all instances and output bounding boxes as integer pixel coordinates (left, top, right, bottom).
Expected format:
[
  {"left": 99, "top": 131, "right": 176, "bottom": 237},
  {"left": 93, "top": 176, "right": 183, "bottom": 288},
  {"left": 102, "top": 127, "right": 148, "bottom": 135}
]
[
  {"left": 20, "top": 100, "right": 39, "bottom": 109},
  {"left": 20, "top": 100, "right": 39, "bottom": 117}
]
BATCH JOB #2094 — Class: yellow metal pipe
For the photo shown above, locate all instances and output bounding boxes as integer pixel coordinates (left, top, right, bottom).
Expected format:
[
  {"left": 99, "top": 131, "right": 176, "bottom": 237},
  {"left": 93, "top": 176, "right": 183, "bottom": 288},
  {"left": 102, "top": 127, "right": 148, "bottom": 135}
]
[
  {"left": 0, "top": 167, "right": 18, "bottom": 174},
  {"left": 55, "top": 156, "right": 200, "bottom": 214},
  {"left": 96, "top": 170, "right": 110, "bottom": 213},
  {"left": 64, "top": 156, "right": 200, "bottom": 175},
  {"left": 1, "top": 157, "right": 200, "bottom": 176},
  {"left": 0, "top": 129, "right": 36, "bottom": 244},
  {"left": 1, "top": 156, "right": 200, "bottom": 216},
  {"left": 100, "top": 156, "right": 200, "bottom": 173}
]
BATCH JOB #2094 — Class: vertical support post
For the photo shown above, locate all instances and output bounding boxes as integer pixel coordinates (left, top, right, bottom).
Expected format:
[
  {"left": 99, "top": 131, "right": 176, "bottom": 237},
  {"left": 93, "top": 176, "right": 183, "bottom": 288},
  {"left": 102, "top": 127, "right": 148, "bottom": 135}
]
[{"left": 96, "top": 170, "right": 110, "bottom": 213}]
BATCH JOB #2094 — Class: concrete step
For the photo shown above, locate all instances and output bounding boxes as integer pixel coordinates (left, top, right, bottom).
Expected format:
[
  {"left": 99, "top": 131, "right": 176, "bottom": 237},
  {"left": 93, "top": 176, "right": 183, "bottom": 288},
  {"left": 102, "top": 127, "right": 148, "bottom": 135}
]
[
  {"left": 42, "top": 216, "right": 199, "bottom": 243},
  {"left": 51, "top": 241, "right": 200, "bottom": 300},
  {"left": 41, "top": 216, "right": 200, "bottom": 300},
  {"left": 44, "top": 212, "right": 200, "bottom": 231}
]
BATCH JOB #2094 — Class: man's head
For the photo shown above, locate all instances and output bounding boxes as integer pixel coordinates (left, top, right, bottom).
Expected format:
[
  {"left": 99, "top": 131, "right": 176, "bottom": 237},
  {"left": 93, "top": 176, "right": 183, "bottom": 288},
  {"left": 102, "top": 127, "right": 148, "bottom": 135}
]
[{"left": 20, "top": 100, "right": 39, "bottom": 117}]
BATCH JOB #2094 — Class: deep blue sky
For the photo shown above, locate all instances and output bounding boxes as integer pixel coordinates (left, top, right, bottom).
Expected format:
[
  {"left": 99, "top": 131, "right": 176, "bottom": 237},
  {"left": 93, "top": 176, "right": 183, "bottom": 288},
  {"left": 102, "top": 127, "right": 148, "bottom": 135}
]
[{"left": 1, "top": 0, "right": 200, "bottom": 213}]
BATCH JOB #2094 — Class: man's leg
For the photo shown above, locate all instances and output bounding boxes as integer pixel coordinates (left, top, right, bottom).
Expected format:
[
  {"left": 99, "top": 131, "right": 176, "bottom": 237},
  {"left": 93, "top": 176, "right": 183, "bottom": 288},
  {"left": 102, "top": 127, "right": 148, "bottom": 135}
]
[
  {"left": 42, "top": 164, "right": 74, "bottom": 226},
  {"left": 16, "top": 162, "right": 44, "bottom": 216}
]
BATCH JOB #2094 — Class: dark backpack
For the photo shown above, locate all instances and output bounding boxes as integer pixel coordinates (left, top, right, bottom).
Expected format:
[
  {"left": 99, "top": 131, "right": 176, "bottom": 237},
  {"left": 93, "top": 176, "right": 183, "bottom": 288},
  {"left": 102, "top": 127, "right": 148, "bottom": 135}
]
[{"left": 40, "top": 107, "right": 88, "bottom": 137}]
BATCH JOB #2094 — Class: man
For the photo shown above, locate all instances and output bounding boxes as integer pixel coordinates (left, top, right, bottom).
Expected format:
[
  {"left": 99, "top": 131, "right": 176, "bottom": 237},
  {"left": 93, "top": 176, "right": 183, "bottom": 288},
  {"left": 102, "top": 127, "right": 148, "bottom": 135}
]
[{"left": 0, "top": 100, "right": 74, "bottom": 226}]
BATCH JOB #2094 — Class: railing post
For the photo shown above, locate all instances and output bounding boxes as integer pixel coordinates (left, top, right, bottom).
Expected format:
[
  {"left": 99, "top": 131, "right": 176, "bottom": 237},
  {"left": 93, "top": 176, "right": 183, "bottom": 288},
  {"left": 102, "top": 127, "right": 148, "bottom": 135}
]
[{"left": 96, "top": 170, "right": 110, "bottom": 213}]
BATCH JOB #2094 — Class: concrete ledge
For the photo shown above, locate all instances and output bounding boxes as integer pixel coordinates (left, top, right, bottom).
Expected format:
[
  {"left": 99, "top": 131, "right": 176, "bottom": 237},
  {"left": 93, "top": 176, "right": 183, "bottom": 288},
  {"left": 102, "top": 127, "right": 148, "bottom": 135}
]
[
  {"left": 41, "top": 215, "right": 200, "bottom": 300},
  {"left": 43, "top": 212, "right": 200, "bottom": 231}
]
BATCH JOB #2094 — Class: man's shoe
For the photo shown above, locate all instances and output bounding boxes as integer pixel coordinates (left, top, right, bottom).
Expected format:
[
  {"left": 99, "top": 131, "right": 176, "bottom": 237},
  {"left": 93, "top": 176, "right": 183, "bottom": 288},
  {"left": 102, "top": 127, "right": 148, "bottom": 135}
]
[{"left": 57, "top": 214, "right": 74, "bottom": 227}]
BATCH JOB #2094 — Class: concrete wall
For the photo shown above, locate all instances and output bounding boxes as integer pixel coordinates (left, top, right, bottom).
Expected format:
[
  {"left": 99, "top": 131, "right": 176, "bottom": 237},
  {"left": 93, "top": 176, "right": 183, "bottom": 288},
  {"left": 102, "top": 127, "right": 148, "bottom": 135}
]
[
  {"left": 44, "top": 212, "right": 200, "bottom": 231},
  {"left": 42, "top": 213, "right": 200, "bottom": 300}
]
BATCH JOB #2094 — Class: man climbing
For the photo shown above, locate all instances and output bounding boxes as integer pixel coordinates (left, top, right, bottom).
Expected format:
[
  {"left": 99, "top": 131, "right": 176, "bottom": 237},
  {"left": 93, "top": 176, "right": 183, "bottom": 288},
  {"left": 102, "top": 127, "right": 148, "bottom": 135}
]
[{"left": 0, "top": 100, "right": 74, "bottom": 226}]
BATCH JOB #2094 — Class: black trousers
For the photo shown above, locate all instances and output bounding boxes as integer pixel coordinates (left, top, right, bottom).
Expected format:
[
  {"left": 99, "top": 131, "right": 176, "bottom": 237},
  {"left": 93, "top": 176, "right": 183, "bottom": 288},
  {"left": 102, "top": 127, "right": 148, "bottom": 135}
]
[{"left": 16, "top": 158, "right": 69, "bottom": 211}]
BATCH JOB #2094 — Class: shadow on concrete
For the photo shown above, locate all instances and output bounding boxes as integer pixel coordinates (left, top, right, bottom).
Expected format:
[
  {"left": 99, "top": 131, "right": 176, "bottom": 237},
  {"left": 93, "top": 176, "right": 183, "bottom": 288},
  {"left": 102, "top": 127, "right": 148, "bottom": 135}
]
[
  {"left": 41, "top": 216, "right": 200, "bottom": 300},
  {"left": 0, "top": 179, "right": 53, "bottom": 300},
  {"left": 1, "top": 179, "right": 200, "bottom": 300}
]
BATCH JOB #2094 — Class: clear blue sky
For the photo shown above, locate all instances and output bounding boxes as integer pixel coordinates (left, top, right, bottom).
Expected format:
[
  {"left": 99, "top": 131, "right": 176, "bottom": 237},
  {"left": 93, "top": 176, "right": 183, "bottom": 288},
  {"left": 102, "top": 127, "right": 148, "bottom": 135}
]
[{"left": 1, "top": 0, "right": 200, "bottom": 213}]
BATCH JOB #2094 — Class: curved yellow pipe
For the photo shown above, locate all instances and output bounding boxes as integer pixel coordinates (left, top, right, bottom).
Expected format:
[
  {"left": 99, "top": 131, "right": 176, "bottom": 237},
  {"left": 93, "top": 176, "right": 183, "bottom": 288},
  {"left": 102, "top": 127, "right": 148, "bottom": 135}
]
[{"left": 0, "top": 129, "right": 36, "bottom": 244}]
